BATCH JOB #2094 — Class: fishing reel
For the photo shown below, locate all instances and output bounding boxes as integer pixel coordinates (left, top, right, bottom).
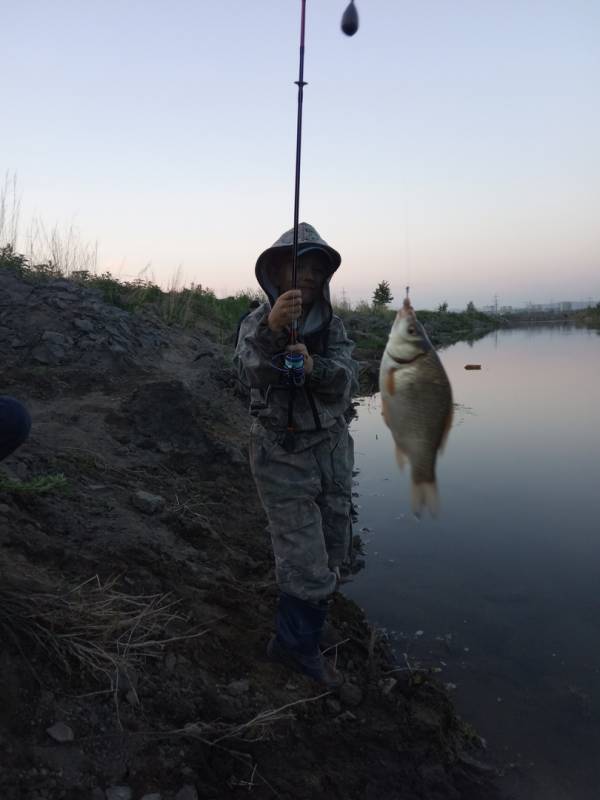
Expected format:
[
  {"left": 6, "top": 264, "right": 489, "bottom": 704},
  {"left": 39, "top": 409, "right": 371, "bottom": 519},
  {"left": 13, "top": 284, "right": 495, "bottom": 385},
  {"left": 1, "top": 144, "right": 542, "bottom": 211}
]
[
  {"left": 272, "top": 350, "right": 305, "bottom": 387},
  {"left": 284, "top": 351, "right": 305, "bottom": 386}
]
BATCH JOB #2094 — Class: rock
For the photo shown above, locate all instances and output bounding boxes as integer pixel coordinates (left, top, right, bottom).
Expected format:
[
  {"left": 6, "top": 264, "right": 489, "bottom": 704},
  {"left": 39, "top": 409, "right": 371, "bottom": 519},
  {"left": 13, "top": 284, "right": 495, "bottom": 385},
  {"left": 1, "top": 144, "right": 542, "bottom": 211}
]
[
  {"left": 140, "top": 794, "right": 162, "bottom": 800},
  {"left": 411, "top": 703, "right": 441, "bottom": 733},
  {"left": 92, "top": 789, "right": 106, "bottom": 800},
  {"left": 325, "top": 698, "right": 342, "bottom": 714},
  {"left": 32, "top": 343, "right": 65, "bottom": 364},
  {"left": 48, "top": 297, "right": 69, "bottom": 310},
  {"left": 109, "top": 342, "right": 127, "bottom": 354},
  {"left": 125, "top": 689, "right": 139, "bottom": 707},
  {"left": 339, "top": 683, "right": 363, "bottom": 708},
  {"left": 164, "top": 652, "right": 177, "bottom": 673},
  {"left": 175, "top": 786, "right": 198, "bottom": 800},
  {"left": 380, "top": 677, "right": 397, "bottom": 696},
  {"left": 417, "top": 764, "right": 458, "bottom": 797},
  {"left": 14, "top": 461, "right": 28, "bottom": 479},
  {"left": 216, "top": 694, "right": 243, "bottom": 721},
  {"left": 106, "top": 787, "right": 133, "bottom": 800},
  {"left": 336, "top": 710, "right": 357, "bottom": 722},
  {"left": 0, "top": 503, "right": 11, "bottom": 514},
  {"left": 46, "top": 722, "right": 74, "bottom": 743},
  {"left": 181, "top": 766, "right": 196, "bottom": 778},
  {"left": 42, "top": 330, "right": 73, "bottom": 347},
  {"left": 226, "top": 679, "right": 250, "bottom": 696},
  {"left": 131, "top": 490, "right": 165, "bottom": 515},
  {"left": 51, "top": 280, "right": 79, "bottom": 293},
  {"left": 456, "top": 751, "right": 496, "bottom": 774},
  {"left": 73, "top": 318, "right": 95, "bottom": 333}
]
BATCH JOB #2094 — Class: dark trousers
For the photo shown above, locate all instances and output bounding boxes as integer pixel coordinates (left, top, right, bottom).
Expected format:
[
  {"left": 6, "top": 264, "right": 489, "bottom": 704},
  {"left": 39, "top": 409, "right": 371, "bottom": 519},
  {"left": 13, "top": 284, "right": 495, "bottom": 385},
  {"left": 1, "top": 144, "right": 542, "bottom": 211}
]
[{"left": 0, "top": 396, "right": 31, "bottom": 462}]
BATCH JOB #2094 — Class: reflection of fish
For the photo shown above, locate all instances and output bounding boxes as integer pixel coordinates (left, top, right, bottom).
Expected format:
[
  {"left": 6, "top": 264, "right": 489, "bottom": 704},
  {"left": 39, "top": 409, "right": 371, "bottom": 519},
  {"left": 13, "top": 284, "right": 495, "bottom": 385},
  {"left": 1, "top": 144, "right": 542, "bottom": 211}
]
[{"left": 379, "top": 296, "right": 453, "bottom": 516}]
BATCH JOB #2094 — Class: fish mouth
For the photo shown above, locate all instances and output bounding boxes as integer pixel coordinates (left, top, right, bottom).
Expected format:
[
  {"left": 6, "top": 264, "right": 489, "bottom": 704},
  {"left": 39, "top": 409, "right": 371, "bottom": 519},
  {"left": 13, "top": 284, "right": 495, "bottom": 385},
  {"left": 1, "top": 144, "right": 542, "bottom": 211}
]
[{"left": 398, "top": 300, "right": 416, "bottom": 320}]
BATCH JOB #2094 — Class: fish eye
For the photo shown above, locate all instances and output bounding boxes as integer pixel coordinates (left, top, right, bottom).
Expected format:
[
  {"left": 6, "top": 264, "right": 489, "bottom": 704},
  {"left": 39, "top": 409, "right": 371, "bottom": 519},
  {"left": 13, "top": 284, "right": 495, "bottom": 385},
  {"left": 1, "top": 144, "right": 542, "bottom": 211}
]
[{"left": 407, "top": 326, "right": 416, "bottom": 335}]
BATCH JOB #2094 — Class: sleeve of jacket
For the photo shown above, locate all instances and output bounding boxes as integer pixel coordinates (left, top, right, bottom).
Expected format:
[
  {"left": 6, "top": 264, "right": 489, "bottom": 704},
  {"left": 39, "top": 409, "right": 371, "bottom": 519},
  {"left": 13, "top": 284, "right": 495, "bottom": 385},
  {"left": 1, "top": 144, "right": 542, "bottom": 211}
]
[
  {"left": 309, "top": 316, "right": 359, "bottom": 401},
  {"left": 233, "top": 306, "right": 289, "bottom": 389}
]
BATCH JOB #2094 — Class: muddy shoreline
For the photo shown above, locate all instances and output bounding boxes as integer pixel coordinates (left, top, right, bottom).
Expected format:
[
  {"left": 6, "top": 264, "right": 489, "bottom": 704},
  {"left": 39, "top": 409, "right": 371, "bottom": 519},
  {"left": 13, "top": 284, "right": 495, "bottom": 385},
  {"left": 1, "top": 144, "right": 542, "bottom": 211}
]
[{"left": 0, "top": 270, "right": 500, "bottom": 799}]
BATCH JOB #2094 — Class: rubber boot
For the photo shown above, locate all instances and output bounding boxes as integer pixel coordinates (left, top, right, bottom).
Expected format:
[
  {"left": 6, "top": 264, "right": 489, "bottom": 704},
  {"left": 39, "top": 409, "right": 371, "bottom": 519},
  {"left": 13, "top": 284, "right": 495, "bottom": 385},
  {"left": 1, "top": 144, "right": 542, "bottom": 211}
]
[{"left": 266, "top": 593, "right": 343, "bottom": 689}]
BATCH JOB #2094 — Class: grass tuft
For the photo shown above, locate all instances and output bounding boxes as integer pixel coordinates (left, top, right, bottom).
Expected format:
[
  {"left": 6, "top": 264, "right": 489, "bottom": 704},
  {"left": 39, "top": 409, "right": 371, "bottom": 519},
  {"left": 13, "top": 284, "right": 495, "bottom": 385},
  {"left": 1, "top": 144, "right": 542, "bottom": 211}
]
[
  {"left": 0, "top": 555, "right": 210, "bottom": 725},
  {"left": 0, "top": 472, "right": 69, "bottom": 495}
]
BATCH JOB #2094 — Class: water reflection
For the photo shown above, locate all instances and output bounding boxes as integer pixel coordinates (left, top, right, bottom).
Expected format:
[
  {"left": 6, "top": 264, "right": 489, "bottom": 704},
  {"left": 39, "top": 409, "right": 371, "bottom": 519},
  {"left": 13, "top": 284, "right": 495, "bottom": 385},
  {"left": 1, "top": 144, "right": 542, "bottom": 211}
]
[{"left": 346, "top": 325, "right": 600, "bottom": 800}]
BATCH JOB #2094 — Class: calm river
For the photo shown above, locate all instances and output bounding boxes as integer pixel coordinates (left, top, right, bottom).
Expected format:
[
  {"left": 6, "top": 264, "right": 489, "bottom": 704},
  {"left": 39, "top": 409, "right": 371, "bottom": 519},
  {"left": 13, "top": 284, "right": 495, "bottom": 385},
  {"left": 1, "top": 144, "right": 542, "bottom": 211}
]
[{"left": 346, "top": 324, "right": 600, "bottom": 800}]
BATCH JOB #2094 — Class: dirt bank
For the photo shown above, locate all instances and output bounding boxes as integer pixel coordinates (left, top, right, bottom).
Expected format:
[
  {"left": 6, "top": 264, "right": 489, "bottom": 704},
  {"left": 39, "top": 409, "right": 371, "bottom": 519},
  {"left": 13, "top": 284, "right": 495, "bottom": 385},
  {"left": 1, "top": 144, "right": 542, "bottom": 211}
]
[{"left": 0, "top": 269, "right": 499, "bottom": 800}]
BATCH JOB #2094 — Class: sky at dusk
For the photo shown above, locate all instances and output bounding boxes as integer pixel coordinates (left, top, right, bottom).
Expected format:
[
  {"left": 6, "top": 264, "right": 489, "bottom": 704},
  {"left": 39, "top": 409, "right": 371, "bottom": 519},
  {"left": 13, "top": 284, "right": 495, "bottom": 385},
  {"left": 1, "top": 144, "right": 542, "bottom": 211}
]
[{"left": 2, "top": 0, "right": 599, "bottom": 309}]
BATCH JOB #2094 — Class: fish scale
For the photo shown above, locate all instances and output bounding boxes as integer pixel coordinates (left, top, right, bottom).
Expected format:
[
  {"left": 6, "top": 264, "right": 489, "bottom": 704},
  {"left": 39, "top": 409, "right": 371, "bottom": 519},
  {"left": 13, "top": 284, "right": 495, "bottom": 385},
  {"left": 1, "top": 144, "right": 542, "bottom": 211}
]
[{"left": 379, "top": 298, "right": 453, "bottom": 517}]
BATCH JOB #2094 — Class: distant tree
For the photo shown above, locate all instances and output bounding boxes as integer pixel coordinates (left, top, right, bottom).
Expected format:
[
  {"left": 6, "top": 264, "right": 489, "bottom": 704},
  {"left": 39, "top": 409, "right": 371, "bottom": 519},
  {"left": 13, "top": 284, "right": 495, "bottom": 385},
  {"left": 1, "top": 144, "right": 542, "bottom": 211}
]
[
  {"left": 437, "top": 301, "right": 448, "bottom": 313},
  {"left": 372, "top": 280, "right": 393, "bottom": 309},
  {"left": 465, "top": 300, "right": 476, "bottom": 313}
]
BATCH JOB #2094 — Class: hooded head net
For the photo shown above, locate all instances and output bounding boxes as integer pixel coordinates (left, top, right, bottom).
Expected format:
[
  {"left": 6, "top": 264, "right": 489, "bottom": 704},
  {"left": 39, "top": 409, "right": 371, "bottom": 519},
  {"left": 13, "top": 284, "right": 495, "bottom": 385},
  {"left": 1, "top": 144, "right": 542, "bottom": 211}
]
[{"left": 255, "top": 222, "right": 341, "bottom": 338}]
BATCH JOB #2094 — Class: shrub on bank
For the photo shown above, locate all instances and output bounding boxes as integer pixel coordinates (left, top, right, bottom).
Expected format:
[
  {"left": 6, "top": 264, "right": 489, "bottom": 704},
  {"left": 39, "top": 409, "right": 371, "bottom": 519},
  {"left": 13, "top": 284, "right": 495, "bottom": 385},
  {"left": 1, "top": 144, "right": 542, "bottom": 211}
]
[
  {"left": 335, "top": 303, "right": 500, "bottom": 356},
  {"left": 0, "top": 244, "right": 263, "bottom": 335}
]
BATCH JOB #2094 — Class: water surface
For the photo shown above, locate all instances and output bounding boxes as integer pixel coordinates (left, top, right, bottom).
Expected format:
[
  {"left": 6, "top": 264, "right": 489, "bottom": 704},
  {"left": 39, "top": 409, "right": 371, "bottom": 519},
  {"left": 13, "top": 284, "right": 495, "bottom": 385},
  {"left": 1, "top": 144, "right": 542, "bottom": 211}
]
[{"left": 346, "top": 325, "right": 600, "bottom": 800}]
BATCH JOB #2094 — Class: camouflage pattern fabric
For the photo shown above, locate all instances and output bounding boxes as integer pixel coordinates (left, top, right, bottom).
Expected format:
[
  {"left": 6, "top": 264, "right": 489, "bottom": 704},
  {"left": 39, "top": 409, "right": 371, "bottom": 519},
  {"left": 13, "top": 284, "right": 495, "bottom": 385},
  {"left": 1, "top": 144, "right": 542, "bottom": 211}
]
[
  {"left": 235, "top": 309, "right": 357, "bottom": 602},
  {"left": 234, "top": 304, "right": 358, "bottom": 432},
  {"left": 235, "top": 222, "right": 359, "bottom": 602},
  {"left": 250, "top": 418, "right": 354, "bottom": 602}
]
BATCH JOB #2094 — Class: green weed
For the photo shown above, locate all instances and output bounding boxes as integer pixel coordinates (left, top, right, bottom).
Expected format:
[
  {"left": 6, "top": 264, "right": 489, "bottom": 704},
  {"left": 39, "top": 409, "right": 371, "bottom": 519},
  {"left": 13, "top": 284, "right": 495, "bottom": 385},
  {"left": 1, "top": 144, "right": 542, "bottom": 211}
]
[{"left": 0, "top": 472, "right": 69, "bottom": 495}]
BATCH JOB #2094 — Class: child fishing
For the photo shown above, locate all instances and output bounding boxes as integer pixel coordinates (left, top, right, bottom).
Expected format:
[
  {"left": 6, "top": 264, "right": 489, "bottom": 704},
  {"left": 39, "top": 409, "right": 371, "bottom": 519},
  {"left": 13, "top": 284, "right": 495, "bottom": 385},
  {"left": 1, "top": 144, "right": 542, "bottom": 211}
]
[{"left": 234, "top": 222, "right": 358, "bottom": 687}]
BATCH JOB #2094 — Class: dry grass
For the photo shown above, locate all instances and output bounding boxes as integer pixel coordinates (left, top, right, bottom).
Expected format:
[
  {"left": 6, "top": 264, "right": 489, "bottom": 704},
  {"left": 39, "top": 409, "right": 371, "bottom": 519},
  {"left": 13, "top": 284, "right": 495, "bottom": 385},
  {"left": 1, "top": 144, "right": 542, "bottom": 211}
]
[
  {"left": 25, "top": 216, "right": 98, "bottom": 277},
  {"left": 0, "top": 171, "right": 20, "bottom": 248},
  {"left": 182, "top": 690, "right": 332, "bottom": 745},
  {"left": 0, "top": 552, "right": 207, "bottom": 699},
  {"left": 1, "top": 173, "right": 97, "bottom": 276}
]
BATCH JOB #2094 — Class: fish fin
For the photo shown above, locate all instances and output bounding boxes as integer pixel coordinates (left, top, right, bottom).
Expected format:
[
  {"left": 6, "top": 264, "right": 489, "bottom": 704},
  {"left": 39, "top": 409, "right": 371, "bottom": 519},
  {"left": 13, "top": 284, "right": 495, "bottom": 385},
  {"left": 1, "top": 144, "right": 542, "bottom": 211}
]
[
  {"left": 411, "top": 481, "right": 439, "bottom": 518},
  {"left": 395, "top": 446, "right": 407, "bottom": 471},
  {"left": 439, "top": 406, "right": 454, "bottom": 454},
  {"left": 381, "top": 396, "right": 390, "bottom": 426},
  {"left": 385, "top": 368, "right": 397, "bottom": 397}
]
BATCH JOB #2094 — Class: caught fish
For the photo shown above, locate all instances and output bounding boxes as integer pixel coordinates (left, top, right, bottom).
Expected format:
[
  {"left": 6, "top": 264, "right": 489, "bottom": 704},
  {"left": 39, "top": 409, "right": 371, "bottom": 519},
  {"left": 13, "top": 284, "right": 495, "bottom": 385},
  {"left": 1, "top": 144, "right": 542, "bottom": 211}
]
[{"left": 379, "top": 294, "right": 453, "bottom": 516}]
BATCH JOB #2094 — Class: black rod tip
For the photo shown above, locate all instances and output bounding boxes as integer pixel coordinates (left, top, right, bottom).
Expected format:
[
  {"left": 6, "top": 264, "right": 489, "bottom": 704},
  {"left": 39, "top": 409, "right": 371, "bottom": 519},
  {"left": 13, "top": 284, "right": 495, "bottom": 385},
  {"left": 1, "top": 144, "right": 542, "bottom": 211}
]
[{"left": 341, "top": 1, "right": 359, "bottom": 36}]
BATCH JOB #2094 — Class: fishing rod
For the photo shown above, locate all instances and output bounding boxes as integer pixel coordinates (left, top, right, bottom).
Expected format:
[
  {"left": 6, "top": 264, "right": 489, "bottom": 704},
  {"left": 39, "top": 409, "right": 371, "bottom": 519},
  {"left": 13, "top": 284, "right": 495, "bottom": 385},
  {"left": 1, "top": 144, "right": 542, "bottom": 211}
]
[{"left": 284, "top": 0, "right": 359, "bottom": 387}]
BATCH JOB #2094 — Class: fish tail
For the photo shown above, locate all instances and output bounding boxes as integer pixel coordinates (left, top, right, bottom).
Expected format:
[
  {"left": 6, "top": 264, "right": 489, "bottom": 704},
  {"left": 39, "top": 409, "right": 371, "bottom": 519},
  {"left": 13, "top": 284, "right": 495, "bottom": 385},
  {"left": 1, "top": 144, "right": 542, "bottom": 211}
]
[{"left": 411, "top": 481, "right": 439, "bottom": 518}]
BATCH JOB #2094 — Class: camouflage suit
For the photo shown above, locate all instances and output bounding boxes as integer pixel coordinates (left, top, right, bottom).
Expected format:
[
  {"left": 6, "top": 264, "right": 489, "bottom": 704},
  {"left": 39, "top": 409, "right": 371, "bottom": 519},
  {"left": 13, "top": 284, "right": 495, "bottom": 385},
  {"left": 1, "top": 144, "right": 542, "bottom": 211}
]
[{"left": 234, "top": 224, "right": 358, "bottom": 603}]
